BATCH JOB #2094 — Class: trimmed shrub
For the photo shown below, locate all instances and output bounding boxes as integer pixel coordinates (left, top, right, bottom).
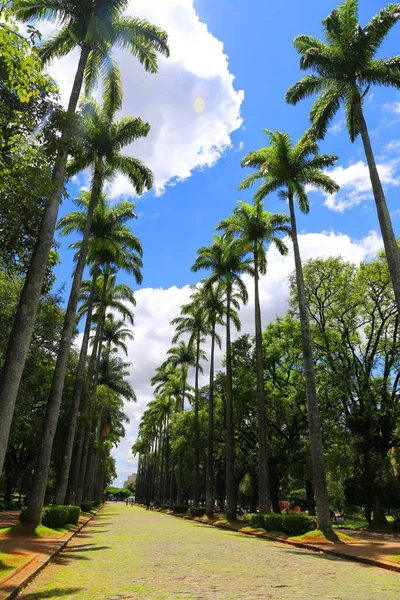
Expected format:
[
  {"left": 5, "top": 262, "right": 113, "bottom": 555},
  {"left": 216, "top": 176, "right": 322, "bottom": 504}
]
[
  {"left": 160, "top": 504, "right": 169, "bottom": 511},
  {"left": 41, "top": 505, "right": 80, "bottom": 528},
  {"left": 190, "top": 507, "right": 206, "bottom": 517},
  {"left": 91, "top": 501, "right": 101, "bottom": 509},
  {"left": 244, "top": 513, "right": 265, "bottom": 529},
  {"left": 288, "top": 488, "right": 308, "bottom": 511},
  {"left": 172, "top": 505, "right": 188, "bottom": 514},
  {"left": 262, "top": 514, "right": 285, "bottom": 532},
  {"left": 81, "top": 502, "right": 93, "bottom": 513},
  {"left": 0, "top": 503, "right": 4, "bottom": 511}
]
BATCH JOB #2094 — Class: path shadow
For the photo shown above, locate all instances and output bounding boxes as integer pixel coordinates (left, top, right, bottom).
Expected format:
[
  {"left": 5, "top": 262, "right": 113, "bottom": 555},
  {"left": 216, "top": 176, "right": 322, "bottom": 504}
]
[
  {"left": 19, "top": 587, "right": 82, "bottom": 598},
  {"left": 66, "top": 545, "right": 111, "bottom": 553}
]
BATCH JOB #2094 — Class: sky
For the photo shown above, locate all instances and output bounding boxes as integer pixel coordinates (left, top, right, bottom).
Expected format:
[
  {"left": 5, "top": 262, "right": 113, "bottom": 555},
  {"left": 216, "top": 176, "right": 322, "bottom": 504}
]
[{"left": 41, "top": 0, "right": 400, "bottom": 486}]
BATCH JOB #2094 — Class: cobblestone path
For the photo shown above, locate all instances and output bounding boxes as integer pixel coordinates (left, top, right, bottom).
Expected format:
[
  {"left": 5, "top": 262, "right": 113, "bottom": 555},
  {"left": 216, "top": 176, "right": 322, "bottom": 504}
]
[{"left": 19, "top": 504, "right": 400, "bottom": 599}]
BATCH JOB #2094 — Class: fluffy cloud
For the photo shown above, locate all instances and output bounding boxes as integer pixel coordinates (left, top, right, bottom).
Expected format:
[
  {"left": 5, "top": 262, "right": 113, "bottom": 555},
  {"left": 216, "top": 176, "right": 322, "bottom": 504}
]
[
  {"left": 384, "top": 101, "right": 400, "bottom": 114},
  {"left": 322, "top": 160, "right": 400, "bottom": 212},
  {"left": 112, "top": 230, "right": 383, "bottom": 486},
  {"left": 44, "top": 0, "right": 244, "bottom": 196}
]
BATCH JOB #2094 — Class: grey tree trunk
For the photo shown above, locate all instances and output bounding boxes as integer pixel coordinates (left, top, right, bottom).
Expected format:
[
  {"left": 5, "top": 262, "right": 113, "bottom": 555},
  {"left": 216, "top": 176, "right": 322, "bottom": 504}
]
[
  {"left": 288, "top": 194, "right": 331, "bottom": 531},
  {"left": 225, "top": 284, "right": 236, "bottom": 521},
  {"left": 192, "top": 333, "right": 201, "bottom": 506},
  {"left": 0, "top": 45, "right": 91, "bottom": 476},
  {"left": 254, "top": 249, "right": 271, "bottom": 514},
  {"left": 354, "top": 98, "right": 400, "bottom": 315},
  {"left": 26, "top": 171, "right": 102, "bottom": 525},
  {"left": 176, "top": 373, "right": 186, "bottom": 505},
  {"left": 55, "top": 268, "right": 98, "bottom": 505},
  {"left": 205, "top": 322, "right": 216, "bottom": 518}
]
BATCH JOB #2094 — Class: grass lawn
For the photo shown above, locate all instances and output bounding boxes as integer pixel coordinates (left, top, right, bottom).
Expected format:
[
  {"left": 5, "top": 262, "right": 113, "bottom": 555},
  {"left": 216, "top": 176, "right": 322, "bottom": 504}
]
[
  {"left": 333, "top": 515, "right": 394, "bottom": 532},
  {"left": 0, "top": 552, "right": 29, "bottom": 579},
  {"left": 0, "top": 523, "right": 75, "bottom": 538},
  {"left": 293, "top": 529, "right": 354, "bottom": 544}
]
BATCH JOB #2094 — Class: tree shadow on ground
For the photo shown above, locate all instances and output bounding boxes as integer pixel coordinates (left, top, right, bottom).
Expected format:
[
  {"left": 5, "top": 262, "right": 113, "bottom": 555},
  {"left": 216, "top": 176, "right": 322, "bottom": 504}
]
[
  {"left": 20, "top": 587, "right": 82, "bottom": 598},
  {"left": 66, "top": 545, "right": 111, "bottom": 553}
]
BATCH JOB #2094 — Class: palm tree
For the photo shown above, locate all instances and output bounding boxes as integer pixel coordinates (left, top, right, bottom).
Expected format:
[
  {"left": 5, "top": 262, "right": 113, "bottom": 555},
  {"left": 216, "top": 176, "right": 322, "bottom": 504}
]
[
  {"left": 57, "top": 194, "right": 142, "bottom": 506},
  {"left": 240, "top": 129, "right": 340, "bottom": 531},
  {"left": 0, "top": 0, "right": 168, "bottom": 475},
  {"left": 190, "top": 283, "right": 228, "bottom": 517},
  {"left": 192, "top": 234, "right": 250, "bottom": 520},
  {"left": 285, "top": 0, "right": 400, "bottom": 313},
  {"left": 26, "top": 110, "right": 151, "bottom": 525},
  {"left": 218, "top": 202, "right": 290, "bottom": 514},
  {"left": 171, "top": 303, "right": 208, "bottom": 506},
  {"left": 101, "top": 314, "right": 134, "bottom": 356}
]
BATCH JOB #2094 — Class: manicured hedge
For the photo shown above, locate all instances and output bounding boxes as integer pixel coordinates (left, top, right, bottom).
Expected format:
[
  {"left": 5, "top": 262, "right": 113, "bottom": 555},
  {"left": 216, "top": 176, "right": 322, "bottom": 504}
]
[
  {"left": 190, "top": 507, "right": 206, "bottom": 517},
  {"left": 20, "top": 505, "right": 81, "bottom": 528},
  {"left": 160, "top": 504, "right": 170, "bottom": 510},
  {"left": 91, "top": 500, "right": 101, "bottom": 508},
  {"left": 81, "top": 502, "right": 93, "bottom": 513},
  {"left": 244, "top": 513, "right": 264, "bottom": 528},
  {"left": 244, "top": 513, "right": 317, "bottom": 536},
  {"left": 172, "top": 505, "right": 188, "bottom": 514}
]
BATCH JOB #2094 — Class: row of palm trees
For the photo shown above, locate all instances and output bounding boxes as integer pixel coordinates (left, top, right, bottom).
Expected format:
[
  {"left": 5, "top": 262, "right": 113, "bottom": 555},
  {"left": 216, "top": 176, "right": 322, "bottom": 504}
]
[
  {"left": 136, "top": 0, "right": 400, "bottom": 532},
  {"left": 0, "top": 0, "right": 170, "bottom": 525}
]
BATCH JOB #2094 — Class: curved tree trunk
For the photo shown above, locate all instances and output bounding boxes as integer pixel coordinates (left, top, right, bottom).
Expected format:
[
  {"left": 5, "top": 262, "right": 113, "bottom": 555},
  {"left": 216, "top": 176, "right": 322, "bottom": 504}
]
[
  {"left": 354, "top": 98, "right": 400, "bottom": 315},
  {"left": 0, "top": 45, "right": 91, "bottom": 476},
  {"left": 205, "top": 322, "right": 216, "bottom": 518},
  {"left": 55, "top": 267, "right": 99, "bottom": 505},
  {"left": 192, "top": 333, "right": 201, "bottom": 506},
  {"left": 26, "top": 172, "right": 102, "bottom": 525},
  {"left": 254, "top": 249, "right": 271, "bottom": 514},
  {"left": 225, "top": 283, "right": 236, "bottom": 521},
  {"left": 288, "top": 194, "right": 330, "bottom": 531}
]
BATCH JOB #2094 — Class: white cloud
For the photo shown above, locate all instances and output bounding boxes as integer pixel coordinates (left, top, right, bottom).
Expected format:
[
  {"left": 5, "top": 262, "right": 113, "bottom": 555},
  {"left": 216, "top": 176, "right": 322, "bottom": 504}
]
[
  {"left": 322, "top": 160, "right": 400, "bottom": 212},
  {"left": 386, "top": 140, "right": 400, "bottom": 152},
  {"left": 43, "top": 0, "right": 244, "bottom": 197},
  {"left": 110, "top": 230, "right": 383, "bottom": 486},
  {"left": 328, "top": 119, "right": 345, "bottom": 135},
  {"left": 384, "top": 101, "right": 400, "bottom": 114}
]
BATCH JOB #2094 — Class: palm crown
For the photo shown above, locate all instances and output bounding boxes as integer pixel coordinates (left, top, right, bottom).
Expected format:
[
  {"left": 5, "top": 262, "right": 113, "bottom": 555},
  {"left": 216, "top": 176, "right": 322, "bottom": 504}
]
[
  {"left": 16, "top": 0, "right": 170, "bottom": 104},
  {"left": 285, "top": 0, "right": 400, "bottom": 141},
  {"left": 240, "top": 130, "right": 340, "bottom": 213}
]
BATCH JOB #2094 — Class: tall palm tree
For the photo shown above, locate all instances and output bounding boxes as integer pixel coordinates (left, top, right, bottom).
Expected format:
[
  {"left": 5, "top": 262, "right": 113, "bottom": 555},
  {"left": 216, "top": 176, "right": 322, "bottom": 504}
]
[
  {"left": 101, "top": 314, "right": 134, "bottom": 356},
  {"left": 218, "top": 202, "right": 290, "bottom": 514},
  {"left": 240, "top": 129, "right": 340, "bottom": 531},
  {"left": 190, "top": 283, "right": 228, "bottom": 517},
  {"left": 0, "top": 0, "right": 168, "bottom": 475},
  {"left": 165, "top": 341, "right": 197, "bottom": 503},
  {"left": 26, "top": 110, "right": 151, "bottom": 525},
  {"left": 171, "top": 304, "right": 208, "bottom": 506},
  {"left": 57, "top": 195, "right": 141, "bottom": 506},
  {"left": 285, "top": 0, "right": 400, "bottom": 313},
  {"left": 192, "top": 234, "right": 250, "bottom": 520}
]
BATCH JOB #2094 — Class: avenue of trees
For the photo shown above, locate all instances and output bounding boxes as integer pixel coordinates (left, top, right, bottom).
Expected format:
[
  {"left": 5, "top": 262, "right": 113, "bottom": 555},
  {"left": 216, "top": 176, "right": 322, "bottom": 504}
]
[
  {"left": 134, "top": 1, "right": 400, "bottom": 532},
  {"left": 1, "top": 0, "right": 400, "bottom": 535}
]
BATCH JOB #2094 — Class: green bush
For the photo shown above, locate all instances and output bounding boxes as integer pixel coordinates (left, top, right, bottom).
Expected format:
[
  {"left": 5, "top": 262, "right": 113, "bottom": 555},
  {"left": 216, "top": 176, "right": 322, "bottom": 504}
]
[
  {"left": 244, "top": 513, "right": 265, "bottom": 528},
  {"left": 262, "top": 514, "right": 285, "bottom": 532},
  {"left": 0, "top": 503, "right": 4, "bottom": 512},
  {"left": 160, "top": 504, "right": 169, "bottom": 510},
  {"left": 288, "top": 489, "right": 308, "bottom": 511},
  {"left": 190, "top": 507, "right": 206, "bottom": 517},
  {"left": 172, "top": 505, "right": 188, "bottom": 514},
  {"left": 41, "top": 505, "right": 80, "bottom": 528},
  {"left": 81, "top": 502, "right": 93, "bottom": 513},
  {"left": 264, "top": 514, "right": 317, "bottom": 536},
  {"left": 91, "top": 501, "right": 101, "bottom": 509}
]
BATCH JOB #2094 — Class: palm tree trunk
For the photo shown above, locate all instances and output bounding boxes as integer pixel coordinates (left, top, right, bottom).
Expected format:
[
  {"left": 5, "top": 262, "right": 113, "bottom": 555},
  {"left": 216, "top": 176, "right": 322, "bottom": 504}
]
[
  {"left": 176, "top": 374, "right": 186, "bottom": 505},
  {"left": 225, "top": 283, "right": 236, "bottom": 521},
  {"left": 288, "top": 193, "right": 330, "bottom": 531},
  {"left": 254, "top": 249, "right": 271, "bottom": 514},
  {"left": 26, "top": 173, "right": 102, "bottom": 524},
  {"left": 192, "top": 333, "right": 201, "bottom": 506},
  {"left": 354, "top": 98, "right": 400, "bottom": 315},
  {"left": 205, "top": 322, "right": 216, "bottom": 518},
  {"left": 0, "top": 45, "right": 91, "bottom": 476},
  {"left": 55, "top": 268, "right": 99, "bottom": 505}
]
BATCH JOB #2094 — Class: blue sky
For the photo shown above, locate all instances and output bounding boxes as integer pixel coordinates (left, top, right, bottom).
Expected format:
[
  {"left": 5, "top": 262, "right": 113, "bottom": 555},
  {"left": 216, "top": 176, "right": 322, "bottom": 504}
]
[{"left": 44, "top": 0, "right": 400, "bottom": 484}]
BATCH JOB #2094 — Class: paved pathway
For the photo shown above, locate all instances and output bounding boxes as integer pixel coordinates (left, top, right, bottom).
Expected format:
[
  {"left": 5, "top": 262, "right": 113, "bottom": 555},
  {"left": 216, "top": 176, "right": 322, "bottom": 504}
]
[{"left": 19, "top": 504, "right": 400, "bottom": 599}]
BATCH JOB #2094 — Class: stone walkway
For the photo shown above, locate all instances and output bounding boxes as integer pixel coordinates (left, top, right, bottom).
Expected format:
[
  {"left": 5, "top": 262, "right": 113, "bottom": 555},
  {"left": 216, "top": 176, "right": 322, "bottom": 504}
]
[{"left": 18, "top": 504, "right": 400, "bottom": 599}]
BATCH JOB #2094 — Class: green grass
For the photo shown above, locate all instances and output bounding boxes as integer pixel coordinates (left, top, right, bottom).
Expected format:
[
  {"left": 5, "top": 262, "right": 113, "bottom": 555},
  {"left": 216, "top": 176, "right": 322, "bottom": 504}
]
[
  {"left": 0, "top": 552, "right": 29, "bottom": 578},
  {"left": 293, "top": 529, "right": 354, "bottom": 543},
  {"left": 333, "top": 514, "right": 394, "bottom": 532},
  {"left": 0, "top": 523, "right": 74, "bottom": 538}
]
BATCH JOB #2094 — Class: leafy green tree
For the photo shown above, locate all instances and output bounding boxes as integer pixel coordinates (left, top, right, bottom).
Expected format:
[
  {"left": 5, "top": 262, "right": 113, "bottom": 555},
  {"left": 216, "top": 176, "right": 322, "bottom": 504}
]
[
  {"left": 240, "top": 130, "right": 339, "bottom": 530},
  {"left": 0, "top": 0, "right": 168, "bottom": 479},
  {"left": 192, "top": 234, "right": 250, "bottom": 520},
  {"left": 285, "top": 0, "right": 400, "bottom": 313},
  {"left": 218, "top": 201, "right": 290, "bottom": 514}
]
